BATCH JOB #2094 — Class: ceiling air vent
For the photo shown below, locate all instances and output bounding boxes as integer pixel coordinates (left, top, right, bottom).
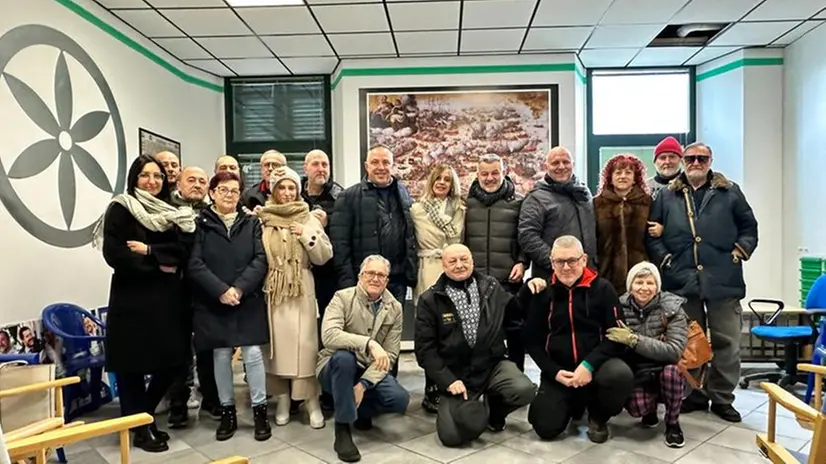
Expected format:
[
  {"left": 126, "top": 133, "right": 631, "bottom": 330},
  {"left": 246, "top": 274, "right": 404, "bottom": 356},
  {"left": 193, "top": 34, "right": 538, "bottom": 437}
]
[{"left": 648, "top": 23, "right": 729, "bottom": 47}]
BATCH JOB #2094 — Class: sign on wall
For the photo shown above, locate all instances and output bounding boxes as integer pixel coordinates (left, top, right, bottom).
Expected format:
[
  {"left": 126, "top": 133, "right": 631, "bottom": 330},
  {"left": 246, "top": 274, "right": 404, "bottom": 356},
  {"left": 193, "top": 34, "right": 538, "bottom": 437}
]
[
  {"left": 359, "top": 85, "right": 560, "bottom": 199},
  {"left": 0, "top": 24, "right": 126, "bottom": 248},
  {"left": 139, "top": 127, "right": 180, "bottom": 159}
]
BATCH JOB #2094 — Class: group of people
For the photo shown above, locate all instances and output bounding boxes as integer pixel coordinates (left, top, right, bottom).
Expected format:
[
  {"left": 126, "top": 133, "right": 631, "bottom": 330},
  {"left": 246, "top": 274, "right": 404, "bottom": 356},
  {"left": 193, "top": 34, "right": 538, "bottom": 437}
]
[{"left": 96, "top": 134, "right": 758, "bottom": 462}]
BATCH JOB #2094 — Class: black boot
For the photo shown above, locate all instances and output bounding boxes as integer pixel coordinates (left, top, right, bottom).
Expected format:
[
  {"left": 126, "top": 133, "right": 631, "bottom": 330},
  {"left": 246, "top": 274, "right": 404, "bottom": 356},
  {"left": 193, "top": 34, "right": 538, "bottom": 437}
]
[
  {"left": 215, "top": 405, "right": 237, "bottom": 441},
  {"left": 133, "top": 425, "right": 169, "bottom": 453},
  {"left": 334, "top": 422, "right": 361, "bottom": 462},
  {"left": 168, "top": 406, "right": 189, "bottom": 430},
  {"left": 149, "top": 422, "right": 170, "bottom": 442},
  {"left": 253, "top": 403, "right": 272, "bottom": 441}
]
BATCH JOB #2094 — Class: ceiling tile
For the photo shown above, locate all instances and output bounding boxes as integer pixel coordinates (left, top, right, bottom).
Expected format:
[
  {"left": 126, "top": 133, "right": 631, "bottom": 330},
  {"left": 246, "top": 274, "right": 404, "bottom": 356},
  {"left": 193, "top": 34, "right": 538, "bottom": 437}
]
[
  {"left": 773, "top": 20, "right": 825, "bottom": 45},
  {"left": 307, "top": 0, "right": 379, "bottom": 3},
  {"left": 578, "top": 48, "right": 638, "bottom": 67},
  {"left": 462, "top": 0, "right": 535, "bottom": 29},
  {"left": 312, "top": 4, "right": 389, "bottom": 33},
  {"left": 584, "top": 24, "right": 662, "bottom": 48},
  {"left": 185, "top": 59, "right": 235, "bottom": 76},
  {"left": 744, "top": 0, "right": 826, "bottom": 21},
  {"left": 196, "top": 37, "right": 272, "bottom": 59},
  {"left": 670, "top": 0, "right": 762, "bottom": 23},
  {"left": 236, "top": 7, "right": 320, "bottom": 35},
  {"left": 629, "top": 46, "right": 700, "bottom": 66},
  {"left": 533, "top": 0, "right": 613, "bottom": 27},
  {"left": 114, "top": 10, "right": 184, "bottom": 38},
  {"left": 522, "top": 26, "right": 592, "bottom": 50},
  {"left": 280, "top": 57, "right": 339, "bottom": 74},
  {"left": 146, "top": 0, "right": 224, "bottom": 6},
  {"left": 161, "top": 9, "right": 250, "bottom": 36},
  {"left": 223, "top": 58, "right": 290, "bottom": 75},
  {"left": 396, "top": 31, "right": 457, "bottom": 54},
  {"left": 388, "top": 2, "right": 460, "bottom": 31},
  {"left": 153, "top": 38, "right": 213, "bottom": 59},
  {"left": 711, "top": 21, "right": 799, "bottom": 46},
  {"left": 97, "top": 0, "right": 148, "bottom": 8},
  {"left": 328, "top": 32, "right": 396, "bottom": 55},
  {"left": 262, "top": 35, "right": 334, "bottom": 57},
  {"left": 460, "top": 28, "right": 524, "bottom": 53},
  {"left": 600, "top": 0, "right": 689, "bottom": 25},
  {"left": 684, "top": 46, "right": 741, "bottom": 65}
]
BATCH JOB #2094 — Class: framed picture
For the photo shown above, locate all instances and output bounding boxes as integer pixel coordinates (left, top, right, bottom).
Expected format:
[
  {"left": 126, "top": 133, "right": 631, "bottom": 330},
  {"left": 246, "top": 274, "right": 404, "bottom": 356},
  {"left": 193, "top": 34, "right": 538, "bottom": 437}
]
[
  {"left": 359, "top": 85, "right": 560, "bottom": 199},
  {"left": 139, "top": 128, "right": 181, "bottom": 159}
]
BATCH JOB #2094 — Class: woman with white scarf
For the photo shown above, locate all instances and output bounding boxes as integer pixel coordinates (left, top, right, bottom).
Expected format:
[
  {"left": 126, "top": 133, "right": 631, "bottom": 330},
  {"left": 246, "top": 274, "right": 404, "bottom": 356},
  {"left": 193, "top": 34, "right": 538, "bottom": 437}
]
[
  {"left": 259, "top": 167, "right": 332, "bottom": 429},
  {"left": 410, "top": 163, "right": 466, "bottom": 413},
  {"left": 96, "top": 154, "right": 196, "bottom": 453}
]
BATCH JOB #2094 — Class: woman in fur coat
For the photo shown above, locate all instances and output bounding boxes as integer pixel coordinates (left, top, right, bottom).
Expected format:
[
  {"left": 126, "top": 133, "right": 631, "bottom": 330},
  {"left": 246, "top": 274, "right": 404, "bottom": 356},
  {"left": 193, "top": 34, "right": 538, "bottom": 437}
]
[{"left": 594, "top": 154, "right": 652, "bottom": 294}]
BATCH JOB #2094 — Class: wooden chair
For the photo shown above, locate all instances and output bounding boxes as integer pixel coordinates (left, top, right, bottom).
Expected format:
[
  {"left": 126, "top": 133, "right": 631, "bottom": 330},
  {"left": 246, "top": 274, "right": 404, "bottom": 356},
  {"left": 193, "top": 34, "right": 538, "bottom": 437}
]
[
  {"left": 756, "top": 364, "right": 826, "bottom": 463},
  {"left": 210, "top": 457, "right": 250, "bottom": 464}
]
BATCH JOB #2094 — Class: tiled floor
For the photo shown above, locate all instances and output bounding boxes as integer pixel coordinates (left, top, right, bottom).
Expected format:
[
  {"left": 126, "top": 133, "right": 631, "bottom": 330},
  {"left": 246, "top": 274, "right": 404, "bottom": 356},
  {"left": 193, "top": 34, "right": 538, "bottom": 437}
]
[{"left": 57, "top": 354, "right": 813, "bottom": 463}]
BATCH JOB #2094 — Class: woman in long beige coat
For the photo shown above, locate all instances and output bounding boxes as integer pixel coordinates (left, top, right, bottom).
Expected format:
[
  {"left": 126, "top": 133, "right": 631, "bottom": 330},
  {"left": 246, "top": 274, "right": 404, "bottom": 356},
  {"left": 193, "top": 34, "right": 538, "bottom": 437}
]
[
  {"left": 410, "top": 163, "right": 465, "bottom": 413},
  {"left": 258, "top": 167, "right": 332, "bottom": 430}
]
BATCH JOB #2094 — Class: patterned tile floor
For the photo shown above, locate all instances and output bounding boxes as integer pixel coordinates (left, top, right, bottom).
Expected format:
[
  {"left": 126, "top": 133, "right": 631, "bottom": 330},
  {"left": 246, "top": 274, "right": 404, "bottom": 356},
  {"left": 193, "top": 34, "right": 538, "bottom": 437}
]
[{"left": 56, "top": 354, "right": 812, "bottom": 463}]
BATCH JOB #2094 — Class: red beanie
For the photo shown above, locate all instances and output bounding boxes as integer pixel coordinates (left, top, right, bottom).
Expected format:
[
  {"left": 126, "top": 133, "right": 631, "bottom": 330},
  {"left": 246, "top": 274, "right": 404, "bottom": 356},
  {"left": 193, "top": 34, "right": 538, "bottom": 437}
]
[{"left": 654, "top": 136, "right": 683, "bottom": 161}]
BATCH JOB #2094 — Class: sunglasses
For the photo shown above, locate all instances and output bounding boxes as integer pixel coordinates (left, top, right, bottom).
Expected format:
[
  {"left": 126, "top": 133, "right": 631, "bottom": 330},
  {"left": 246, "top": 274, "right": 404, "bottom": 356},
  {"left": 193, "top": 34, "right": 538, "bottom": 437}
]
[{"left": 683, "top": 155, "right": 710, "bottom": 165}]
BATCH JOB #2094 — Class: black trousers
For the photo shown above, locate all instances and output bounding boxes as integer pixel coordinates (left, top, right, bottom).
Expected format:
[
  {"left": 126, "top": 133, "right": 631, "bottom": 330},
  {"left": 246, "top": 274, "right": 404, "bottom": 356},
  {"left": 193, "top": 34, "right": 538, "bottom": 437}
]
[
  {"left": 506, "top": 329, "right": 526, "bottom": 372},
  {"left": 169, "top": 350, "right": 218, "bottom": 409},
  {"left": 117, "top": 369, "right": 179, "bottom": 418},
  {"left": 528, "top": 358, "right": 634, "bottom": 440}
]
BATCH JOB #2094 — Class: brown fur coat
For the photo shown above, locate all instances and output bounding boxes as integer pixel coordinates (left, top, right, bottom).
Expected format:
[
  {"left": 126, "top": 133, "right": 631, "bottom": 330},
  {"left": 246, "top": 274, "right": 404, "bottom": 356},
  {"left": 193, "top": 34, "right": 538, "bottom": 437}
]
[{"left": 594, "top": 186, "right": 651, "bottom": 294}]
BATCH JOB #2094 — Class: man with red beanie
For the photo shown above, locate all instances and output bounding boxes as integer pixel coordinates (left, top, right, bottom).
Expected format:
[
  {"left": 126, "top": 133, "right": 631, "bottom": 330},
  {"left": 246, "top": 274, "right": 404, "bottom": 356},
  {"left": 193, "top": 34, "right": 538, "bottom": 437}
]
[{"left": 647, "top": 136, "right": 683, "bottom": 199}]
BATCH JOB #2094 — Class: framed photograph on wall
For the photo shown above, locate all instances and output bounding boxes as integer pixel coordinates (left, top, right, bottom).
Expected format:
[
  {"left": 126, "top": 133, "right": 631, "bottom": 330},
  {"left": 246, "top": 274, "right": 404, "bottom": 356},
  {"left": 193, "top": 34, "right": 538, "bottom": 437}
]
[
  {"left": 139, "top": 128, "right": 181, "bottom": 159},
  {"left": 358, "top": 84, "right": 560, "bottom": 199}
]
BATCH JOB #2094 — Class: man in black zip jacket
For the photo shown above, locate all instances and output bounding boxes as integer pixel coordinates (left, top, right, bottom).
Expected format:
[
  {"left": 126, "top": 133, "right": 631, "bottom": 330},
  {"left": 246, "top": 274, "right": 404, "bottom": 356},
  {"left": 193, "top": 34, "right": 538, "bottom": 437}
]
[
  {"left": 414, "top": 244, "right": 537, "bottom": 447},
  {"left": 524, "top": 235, "right": 634, "bottom": 444}
]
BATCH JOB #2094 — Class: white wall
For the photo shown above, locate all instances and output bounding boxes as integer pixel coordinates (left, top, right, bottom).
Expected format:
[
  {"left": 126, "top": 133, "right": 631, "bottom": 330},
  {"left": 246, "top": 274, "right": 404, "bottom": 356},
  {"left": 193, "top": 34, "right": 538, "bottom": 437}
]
[
  {"left": 331, "top": 54, "right": 579, "bottom": 188},
  {"left": 0, "top": 0, "right": 225, "bottom": 323},
  {"left": 783, "top": 22, "right": 826, "bottom": 305},
  {"left": 697, "top": 53, "right": 745, "bottom": 183}
]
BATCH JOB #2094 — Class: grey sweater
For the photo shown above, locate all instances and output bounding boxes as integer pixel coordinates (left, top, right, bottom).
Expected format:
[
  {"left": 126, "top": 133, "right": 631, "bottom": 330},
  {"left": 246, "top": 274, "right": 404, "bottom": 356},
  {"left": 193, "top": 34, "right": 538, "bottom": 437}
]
[{"left": 618, "top": 291, "right": 689, "bottom": 364}]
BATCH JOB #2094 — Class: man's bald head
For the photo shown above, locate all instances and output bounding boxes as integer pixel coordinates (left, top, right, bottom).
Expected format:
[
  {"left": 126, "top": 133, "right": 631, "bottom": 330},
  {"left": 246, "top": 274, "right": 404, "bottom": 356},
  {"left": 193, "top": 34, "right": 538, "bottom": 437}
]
[
  {"left": 260, "top": 150, "right": 286, "bottom": 186},
  {"left": 546, "top": 145, "right": 574, "bottom": 183},
  {"left": 304, "top": 149, "right": 330, "bottom": 189},
  {"left": 177, "top": 166, "right": 208, "bottom": 202},
  {"left": 365, "top": 145, "right": 394, "bottom": 187},
  {"left": 442, "top": 244, "right": 473, "bottom": 281},
  {"left": 155, "top": 151, "right": 181, "bottom": 184},
  {"left": 215, "top": 155, "right": 239, "bottom": 175}
]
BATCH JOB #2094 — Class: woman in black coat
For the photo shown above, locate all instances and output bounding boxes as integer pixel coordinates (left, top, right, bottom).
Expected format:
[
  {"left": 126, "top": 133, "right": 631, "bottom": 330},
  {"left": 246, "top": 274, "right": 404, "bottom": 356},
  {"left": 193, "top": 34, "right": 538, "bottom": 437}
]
[
  {"left": 98, "top": 155, "right": 197, "bottom": 452},
  {"left": 188, "top": 171, "right": 271, "bottom": 443}
]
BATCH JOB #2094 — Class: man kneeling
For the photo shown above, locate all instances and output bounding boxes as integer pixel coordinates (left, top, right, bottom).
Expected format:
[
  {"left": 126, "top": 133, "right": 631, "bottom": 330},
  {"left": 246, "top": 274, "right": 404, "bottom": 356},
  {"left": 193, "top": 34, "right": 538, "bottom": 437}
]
[
  {"left": 414, "top": 244, "right": 537, "bottom": 447},
  {"left": 317, "top": 255, "right": 410, "bottom": 462},
  {"left": 525, "top": 236, "right": 634, "bottom": 443}
]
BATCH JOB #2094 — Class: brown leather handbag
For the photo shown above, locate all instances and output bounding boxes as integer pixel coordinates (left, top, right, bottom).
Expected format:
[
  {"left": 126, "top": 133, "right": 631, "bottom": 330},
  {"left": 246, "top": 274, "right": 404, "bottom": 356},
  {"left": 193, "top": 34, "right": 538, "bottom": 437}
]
[{"left": 662, "top": 311, "right": 713, "bottom": 389}]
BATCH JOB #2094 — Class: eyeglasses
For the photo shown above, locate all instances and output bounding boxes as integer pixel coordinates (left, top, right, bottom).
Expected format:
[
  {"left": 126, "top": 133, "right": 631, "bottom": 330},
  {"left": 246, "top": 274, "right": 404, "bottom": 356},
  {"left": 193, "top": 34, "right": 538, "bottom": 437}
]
[
  {"left": 361, "top": 271, "right": 389, "bottom": 281},
  {"left": 552, "top": 256, "right": 583, "bottom": 268},
  {"left": 262, "top": 161, "right": 285, "bottom": 170},
  {"left": 683, "top": 155, "right": 710, "bottom": 165},
  {"left": 215, "top": 186, "right": 241, "bottom": 196},
  {"left": 138, "top": 172, "right": 164, "bottom": 181}
]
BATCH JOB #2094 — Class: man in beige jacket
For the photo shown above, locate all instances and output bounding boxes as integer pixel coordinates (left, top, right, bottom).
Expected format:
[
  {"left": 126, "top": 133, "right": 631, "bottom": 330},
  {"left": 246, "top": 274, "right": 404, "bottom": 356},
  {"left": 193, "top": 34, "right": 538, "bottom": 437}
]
[{"left": 317, "top": 255, "right": 410, "bottom": 463}]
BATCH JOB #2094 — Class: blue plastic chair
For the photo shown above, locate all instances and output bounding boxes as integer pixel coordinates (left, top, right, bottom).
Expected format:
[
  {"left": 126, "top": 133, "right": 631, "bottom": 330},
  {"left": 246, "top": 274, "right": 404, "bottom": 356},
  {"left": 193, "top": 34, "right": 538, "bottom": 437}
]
[
  {"left": 740, "top": 299, "right": 817, "bottom": 389},
  {"left": 41, "top": 303, "right": 107, "bottom": 424},
  {"left": 803, "top": 276, "right": 826, "bottom": 404}
]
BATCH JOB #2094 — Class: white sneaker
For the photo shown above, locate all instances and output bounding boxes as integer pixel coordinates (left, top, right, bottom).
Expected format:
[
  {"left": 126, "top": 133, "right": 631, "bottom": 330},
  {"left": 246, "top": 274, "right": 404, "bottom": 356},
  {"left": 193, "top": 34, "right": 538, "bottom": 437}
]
[
  {"left": 187, "top": 387, "right": 201, "bottom": 409},
  {"left": 275, "top": 394, "right": 291, "bottom": 426},
  {"left": 306, "top": 397, "right": 325, "bottom": 429}
]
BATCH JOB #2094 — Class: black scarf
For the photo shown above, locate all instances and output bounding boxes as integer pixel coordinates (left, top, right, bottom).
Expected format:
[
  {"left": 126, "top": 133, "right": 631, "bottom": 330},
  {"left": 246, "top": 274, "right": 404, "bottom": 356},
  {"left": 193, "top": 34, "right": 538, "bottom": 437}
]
[
  {"left": 654, "top": 171, "right": 680, "bottom": 186},
  {"left": 542, "top": 174, "right": 591, "bottom": 202},
  {"left": 468, "top": 177, "right": 515, "bottom": 207}
]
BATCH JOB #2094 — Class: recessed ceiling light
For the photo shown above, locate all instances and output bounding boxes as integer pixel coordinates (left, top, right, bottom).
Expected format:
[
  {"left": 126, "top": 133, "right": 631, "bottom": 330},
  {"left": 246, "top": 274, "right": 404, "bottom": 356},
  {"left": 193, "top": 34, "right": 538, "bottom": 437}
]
[{"left": 226, "top": 0, "right": 305, "bottom": 6}]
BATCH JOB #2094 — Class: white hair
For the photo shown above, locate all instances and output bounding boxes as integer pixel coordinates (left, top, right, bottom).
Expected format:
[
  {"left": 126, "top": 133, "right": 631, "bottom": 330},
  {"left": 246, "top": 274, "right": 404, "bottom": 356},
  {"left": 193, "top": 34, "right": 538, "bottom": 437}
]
[
  {"left": 551, "top": 235, "right": 584, "bottom": 255},
  {"left": 359, "top": 255, "right": 391, "bottom": 274},
  {"left": 478, "top": 153, "right": 505, "bottom": 171}
]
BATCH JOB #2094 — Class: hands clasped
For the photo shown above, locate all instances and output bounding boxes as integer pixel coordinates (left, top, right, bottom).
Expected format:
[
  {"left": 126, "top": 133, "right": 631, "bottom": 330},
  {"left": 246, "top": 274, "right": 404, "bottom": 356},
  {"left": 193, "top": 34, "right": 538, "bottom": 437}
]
[{"left": 219, "top": 287, "right": 243, "bottom": 306}]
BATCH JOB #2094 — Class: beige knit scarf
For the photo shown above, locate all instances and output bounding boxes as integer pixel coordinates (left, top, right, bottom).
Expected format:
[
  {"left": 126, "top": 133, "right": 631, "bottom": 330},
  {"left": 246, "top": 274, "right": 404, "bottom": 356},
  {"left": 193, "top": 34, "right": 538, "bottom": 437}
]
[{"left": 258, "top": 201, "right": 310, "bottom": 307}]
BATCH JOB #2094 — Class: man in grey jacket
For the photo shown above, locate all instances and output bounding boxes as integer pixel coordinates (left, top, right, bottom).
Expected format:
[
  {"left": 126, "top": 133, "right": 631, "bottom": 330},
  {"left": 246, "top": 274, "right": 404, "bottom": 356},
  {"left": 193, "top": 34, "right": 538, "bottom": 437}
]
[
  {"left": 518, "top": 146, "right": 597, "bottom": 279},
  {"left": 646, "top": 136, "right": 684, "bottom": 200},
  {"left": 317, "top": 255, "right": 410, "bottom": 463}
]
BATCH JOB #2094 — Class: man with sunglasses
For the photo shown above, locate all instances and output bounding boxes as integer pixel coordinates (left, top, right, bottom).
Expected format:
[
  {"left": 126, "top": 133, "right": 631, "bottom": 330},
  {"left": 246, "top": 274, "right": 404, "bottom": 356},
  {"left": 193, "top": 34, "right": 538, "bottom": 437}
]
[{"left": 646, "top": 142, "right": 758, "bottom": 423}]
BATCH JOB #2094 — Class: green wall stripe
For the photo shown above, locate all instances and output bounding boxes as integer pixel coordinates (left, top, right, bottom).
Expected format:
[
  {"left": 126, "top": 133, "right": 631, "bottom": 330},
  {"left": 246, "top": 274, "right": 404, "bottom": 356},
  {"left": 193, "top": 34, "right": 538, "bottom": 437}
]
[
  {"left": 331, "top": 62, "right": 576, "bottom": 90},
  {"left": 54, "top": 0, "right": 223, "bottom": 93},
  {"left": 696, "top": 57, "right": 784, "bottom": 82}
]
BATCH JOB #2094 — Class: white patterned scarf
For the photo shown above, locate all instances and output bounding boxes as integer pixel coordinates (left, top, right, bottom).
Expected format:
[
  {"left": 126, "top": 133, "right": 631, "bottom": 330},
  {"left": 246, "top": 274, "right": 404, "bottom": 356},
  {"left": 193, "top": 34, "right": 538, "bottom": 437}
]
[
  {"left": 420, "top": 197, "right": 460, "bottom": 239},
  {"left": 91, "top": 188, "right": 197, "bottom": 249}
]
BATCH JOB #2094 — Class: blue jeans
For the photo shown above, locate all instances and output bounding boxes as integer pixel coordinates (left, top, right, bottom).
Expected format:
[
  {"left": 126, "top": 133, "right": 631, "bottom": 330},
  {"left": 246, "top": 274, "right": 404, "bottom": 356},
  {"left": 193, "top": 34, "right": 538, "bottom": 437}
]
[
  {"left": 319, "top": 350, "right": 409, "bottom": 424},
  {"left": 214, "top": 345, "right": 267, "bottom": 407}
]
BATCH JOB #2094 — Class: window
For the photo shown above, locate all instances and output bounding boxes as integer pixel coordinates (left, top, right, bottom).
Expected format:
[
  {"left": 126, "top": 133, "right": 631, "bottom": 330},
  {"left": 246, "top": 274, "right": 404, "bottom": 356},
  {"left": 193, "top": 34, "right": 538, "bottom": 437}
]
[
  {"left": 224, "top": 75, "right": 332, "bottom": 182},
  {"left": 592, "top": 70, "right": 691, "bottom": 135}
]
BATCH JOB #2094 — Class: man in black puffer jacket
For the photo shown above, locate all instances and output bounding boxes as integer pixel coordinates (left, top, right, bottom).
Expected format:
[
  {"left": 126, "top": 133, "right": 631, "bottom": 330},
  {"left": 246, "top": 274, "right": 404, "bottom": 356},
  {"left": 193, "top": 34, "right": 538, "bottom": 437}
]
[
  {"left": 330, "top": 145, "right": 417, "bottom": 307},
  {"left": 465, "top": 154, "right": 530, "bottom": 371},
  {"left": 518, "top": 146, "right": 597, "bottom": 279}
]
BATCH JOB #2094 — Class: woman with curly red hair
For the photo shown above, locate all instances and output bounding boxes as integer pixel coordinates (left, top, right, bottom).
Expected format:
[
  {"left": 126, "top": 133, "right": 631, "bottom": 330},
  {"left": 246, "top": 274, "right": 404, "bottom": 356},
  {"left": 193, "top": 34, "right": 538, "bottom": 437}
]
[{"left": 594, "top": 154, "right": 652, "bottom": 294}]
